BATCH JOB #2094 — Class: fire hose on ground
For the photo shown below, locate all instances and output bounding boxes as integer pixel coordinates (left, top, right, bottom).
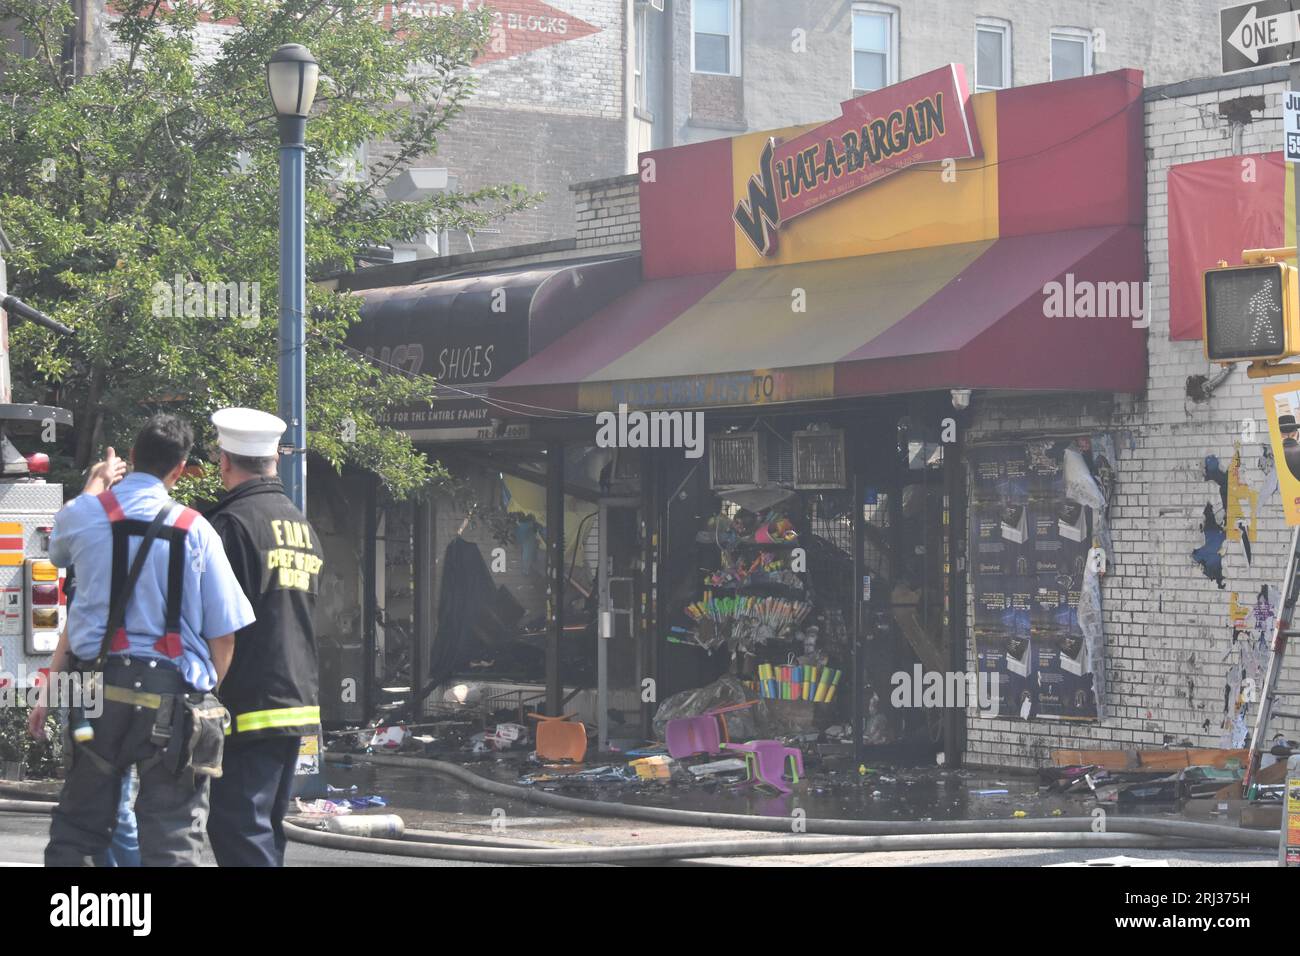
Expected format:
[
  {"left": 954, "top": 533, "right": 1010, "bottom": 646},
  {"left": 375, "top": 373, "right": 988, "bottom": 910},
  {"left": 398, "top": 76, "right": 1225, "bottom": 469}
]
[
  {"left": 0, "top": 752, "right": 1280, "bottom": 863},
  {"left": 277, "top": 752, "right": 1278, "bottom": 861}
]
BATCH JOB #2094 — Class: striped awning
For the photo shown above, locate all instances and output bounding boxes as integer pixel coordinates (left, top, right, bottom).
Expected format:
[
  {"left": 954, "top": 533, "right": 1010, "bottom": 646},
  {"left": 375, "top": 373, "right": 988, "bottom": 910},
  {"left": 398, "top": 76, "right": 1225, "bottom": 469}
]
[{"left": 493, "top": 224, "right": 1146, "bottom": 411}]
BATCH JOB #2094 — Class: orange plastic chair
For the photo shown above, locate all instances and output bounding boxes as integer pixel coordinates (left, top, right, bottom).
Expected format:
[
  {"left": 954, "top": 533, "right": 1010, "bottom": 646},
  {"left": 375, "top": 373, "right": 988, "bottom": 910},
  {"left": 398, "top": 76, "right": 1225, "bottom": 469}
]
[{"left": 527, "top": 712, "right": 588, "bottom": 762}]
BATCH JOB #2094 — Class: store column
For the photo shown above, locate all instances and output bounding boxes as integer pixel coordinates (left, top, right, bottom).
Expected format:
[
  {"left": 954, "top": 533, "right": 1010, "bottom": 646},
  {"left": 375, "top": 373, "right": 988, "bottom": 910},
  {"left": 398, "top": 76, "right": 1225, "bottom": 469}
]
[{"left": 546, "top": 441, "right": 565, "bottom": 714}]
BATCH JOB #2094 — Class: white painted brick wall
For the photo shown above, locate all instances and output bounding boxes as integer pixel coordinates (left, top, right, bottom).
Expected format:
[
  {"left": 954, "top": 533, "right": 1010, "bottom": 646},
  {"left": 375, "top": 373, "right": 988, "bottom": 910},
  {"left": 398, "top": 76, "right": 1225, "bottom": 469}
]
[{"left": 965, "top": 71, "right": 1300, "bottom": 770}]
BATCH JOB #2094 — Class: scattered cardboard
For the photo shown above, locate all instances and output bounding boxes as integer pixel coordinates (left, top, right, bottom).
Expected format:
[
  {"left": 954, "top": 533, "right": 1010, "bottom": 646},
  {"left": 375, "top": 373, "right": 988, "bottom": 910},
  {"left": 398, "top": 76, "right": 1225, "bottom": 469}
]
[{"left": 1050, "top": 747, "right": 1247, "bottom": 772}]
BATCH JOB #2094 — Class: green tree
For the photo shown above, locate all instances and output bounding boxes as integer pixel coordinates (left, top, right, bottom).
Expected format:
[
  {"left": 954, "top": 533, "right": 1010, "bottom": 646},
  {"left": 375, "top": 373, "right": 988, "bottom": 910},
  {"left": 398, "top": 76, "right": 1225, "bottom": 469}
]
[{"left": 0, "top": 0, "right": 536, "bottom": 498}]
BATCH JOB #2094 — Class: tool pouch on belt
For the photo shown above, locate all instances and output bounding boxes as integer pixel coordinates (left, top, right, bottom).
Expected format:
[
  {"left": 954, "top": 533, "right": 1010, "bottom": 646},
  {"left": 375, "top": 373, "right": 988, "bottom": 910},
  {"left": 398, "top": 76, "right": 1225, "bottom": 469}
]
[
  {"left": 153, "top": 692, "right": 229, "bottom": 777},
  {"left": 181, "top": 694, "right": 229, "bottom": 777}
]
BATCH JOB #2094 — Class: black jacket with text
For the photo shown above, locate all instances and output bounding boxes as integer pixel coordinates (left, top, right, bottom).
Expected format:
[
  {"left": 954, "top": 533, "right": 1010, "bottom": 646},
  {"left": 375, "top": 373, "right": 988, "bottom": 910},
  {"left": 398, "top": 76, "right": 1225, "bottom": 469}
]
[{"left": 207, "top": 477, "right": 323, "bottom": 739}]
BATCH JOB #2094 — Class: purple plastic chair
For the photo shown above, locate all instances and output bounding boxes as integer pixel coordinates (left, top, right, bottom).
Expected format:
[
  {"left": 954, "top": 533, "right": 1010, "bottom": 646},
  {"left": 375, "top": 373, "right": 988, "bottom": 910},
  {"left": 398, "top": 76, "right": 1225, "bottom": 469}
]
[
  {"left": 665, "top": 714, "right": 724, "bottom": 759},
  {"left": 722, "top": 740, "right": 804, "bottom": 793}
]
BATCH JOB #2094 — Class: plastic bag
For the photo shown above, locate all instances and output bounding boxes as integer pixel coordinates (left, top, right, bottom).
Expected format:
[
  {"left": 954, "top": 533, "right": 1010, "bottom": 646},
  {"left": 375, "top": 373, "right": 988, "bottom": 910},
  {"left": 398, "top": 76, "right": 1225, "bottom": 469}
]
[{"left": 652, "top": 676, "right": 760, "bottom": 741}]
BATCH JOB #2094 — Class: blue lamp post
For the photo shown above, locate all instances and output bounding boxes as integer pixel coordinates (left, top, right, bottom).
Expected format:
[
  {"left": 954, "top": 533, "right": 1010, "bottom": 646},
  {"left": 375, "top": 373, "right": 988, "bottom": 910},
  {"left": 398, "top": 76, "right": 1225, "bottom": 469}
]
[{"left": 267, "top": 43, "right": 319, "bottom": 513}]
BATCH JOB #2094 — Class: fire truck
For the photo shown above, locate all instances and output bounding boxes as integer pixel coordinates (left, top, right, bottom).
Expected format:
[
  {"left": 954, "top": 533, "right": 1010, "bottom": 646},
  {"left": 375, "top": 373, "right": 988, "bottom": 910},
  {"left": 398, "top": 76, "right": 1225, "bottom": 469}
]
[{"left": 0, "top": 227, "right": 75, "bottom": 687}]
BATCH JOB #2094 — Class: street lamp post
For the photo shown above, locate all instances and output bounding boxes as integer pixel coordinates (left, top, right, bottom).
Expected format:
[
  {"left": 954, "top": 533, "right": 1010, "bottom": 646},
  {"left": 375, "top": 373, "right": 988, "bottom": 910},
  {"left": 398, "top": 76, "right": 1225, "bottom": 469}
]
[{"left": 267, "top": 43, "right": 319, "bottom": 513}]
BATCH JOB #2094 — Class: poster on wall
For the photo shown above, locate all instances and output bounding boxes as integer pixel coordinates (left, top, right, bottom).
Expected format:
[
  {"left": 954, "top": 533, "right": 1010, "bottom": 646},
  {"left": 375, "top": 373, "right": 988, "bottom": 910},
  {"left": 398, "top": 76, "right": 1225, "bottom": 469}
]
[
  {"left": 968, "top": 438, "right": 1113, "bottom": 721},
  {"left": 1261, "top": 381, "right": 1300, "bottom": 525}
]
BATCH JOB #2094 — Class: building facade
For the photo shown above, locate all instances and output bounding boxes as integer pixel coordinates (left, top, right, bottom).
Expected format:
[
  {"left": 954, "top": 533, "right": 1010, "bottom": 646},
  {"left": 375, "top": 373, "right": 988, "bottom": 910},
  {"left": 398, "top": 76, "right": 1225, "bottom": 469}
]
[
  {"left": 965, "top": 65, "right": 1300, "bottom": 768},
  {"left": 662, "top": 0, "right": 1228, "bottom": 146},
  {"left": 43, "top": 0, "right": 1235, "bottom": 258}
]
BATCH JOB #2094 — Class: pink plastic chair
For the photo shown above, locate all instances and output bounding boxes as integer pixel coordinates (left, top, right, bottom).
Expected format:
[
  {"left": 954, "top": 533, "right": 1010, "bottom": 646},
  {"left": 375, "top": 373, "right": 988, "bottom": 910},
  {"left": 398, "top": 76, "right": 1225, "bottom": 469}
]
[
  {"left": 663, "top": 701, "right": 758, "bottom": 759},
  {"left": 722, "top": 740, "right": 804, "bottom": 793},
  {"left": 665, "top": 715, "right": 724, "bottom": 758}
]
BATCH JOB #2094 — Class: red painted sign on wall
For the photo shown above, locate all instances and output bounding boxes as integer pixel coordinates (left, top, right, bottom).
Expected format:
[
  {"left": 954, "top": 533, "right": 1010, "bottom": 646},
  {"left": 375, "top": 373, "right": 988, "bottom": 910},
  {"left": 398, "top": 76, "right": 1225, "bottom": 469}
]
[
  {"left": 377, "top": 0, "right": 600, "bottom": 62},
  {"left": 734, "top": 64, "right": 982, "bottom": 256},
  {"left": 106, "top": 1, "right": 601, "bottom": 64}
]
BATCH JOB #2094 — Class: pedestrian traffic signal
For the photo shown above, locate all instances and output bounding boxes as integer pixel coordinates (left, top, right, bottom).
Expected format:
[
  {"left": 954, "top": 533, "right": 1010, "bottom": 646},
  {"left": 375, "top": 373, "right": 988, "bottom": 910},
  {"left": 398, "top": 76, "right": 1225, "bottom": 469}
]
[{"left": 1203, "top": 261, "right": 1300, "bottom": 363}]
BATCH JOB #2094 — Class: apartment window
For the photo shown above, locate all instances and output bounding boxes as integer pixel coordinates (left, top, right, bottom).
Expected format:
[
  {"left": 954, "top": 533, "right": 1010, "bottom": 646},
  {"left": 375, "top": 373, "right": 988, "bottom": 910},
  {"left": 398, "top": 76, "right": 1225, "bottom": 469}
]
[
  {"left": 975, "top": 19, "right": 1011, "bottom": 92},
  {"left": 634, "top": 4, "right": 649, "bottom": 111},
  {"left": 853, "top": 3, "right": 898, "bottom": 93},
  {"left": 1050, "top": 27, "right": 1093, "bottom": 80},
  {"left": 693, "top": 0, "right": 738, "bottom": 75}
]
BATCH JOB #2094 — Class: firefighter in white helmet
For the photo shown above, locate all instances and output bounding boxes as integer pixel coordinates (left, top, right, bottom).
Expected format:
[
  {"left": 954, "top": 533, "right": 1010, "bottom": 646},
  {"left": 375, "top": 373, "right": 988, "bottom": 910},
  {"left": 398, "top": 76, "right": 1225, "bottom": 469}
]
[{"left": 204, "top": 407, "right": 324, "bottom": 866}]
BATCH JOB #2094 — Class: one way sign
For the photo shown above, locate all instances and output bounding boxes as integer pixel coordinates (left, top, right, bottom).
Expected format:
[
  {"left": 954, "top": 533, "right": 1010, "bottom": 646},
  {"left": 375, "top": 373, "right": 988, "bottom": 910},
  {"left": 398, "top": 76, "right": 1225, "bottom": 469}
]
[{"left": 1222, "top": 1, "right": 1300, "bottom": 73}]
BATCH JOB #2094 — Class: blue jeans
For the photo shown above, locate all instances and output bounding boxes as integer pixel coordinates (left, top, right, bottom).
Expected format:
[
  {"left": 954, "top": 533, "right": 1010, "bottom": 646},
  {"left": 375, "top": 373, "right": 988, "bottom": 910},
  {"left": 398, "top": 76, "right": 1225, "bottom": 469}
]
[{"left": 92, "top": 767, "right": 140, "bottom": 867}]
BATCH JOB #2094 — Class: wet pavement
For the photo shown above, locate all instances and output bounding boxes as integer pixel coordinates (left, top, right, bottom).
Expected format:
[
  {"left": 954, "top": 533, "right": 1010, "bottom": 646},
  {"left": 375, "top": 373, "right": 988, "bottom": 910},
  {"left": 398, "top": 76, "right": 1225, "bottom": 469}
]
[{"left": 321, "top": 746, "right": 1213, "bottom": 827}]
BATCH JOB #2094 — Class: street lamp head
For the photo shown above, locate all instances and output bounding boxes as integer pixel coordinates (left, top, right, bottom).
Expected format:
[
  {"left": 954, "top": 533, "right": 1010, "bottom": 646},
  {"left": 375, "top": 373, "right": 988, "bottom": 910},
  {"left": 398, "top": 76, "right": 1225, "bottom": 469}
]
[
  {"left": 267, "top": 44, "right": 319, "bottom": 117},
  {"left": 268, "top": 44, "right": 318, "bottom": 145}
]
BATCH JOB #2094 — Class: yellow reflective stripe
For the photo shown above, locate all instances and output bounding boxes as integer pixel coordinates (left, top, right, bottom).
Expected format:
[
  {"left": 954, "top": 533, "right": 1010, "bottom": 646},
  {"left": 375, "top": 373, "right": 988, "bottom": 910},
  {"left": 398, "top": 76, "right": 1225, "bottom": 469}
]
[
  {"left": 102, "top": 685, "right": 163, "bottom": 709},
  {"left": 234, "top": 706, "right": 320, "bottom": 733}
]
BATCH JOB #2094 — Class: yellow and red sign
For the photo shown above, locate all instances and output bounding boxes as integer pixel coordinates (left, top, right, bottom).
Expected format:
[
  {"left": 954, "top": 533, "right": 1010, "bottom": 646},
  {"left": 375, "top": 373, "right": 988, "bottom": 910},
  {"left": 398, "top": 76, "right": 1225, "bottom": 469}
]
[{"left": 734, "top": 65, "right": 982, "bottom": 256}]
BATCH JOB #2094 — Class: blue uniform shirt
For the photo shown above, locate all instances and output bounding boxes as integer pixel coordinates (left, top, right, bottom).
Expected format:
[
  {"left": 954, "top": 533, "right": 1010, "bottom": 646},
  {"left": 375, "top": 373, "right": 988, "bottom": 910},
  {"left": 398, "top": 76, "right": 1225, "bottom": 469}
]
[{"left": 48, "top": 472, "right": 255, "bottom": 691}]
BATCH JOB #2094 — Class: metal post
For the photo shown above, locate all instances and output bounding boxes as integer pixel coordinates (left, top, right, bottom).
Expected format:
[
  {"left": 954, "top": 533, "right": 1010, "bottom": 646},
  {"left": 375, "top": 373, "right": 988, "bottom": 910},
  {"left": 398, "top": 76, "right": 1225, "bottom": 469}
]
[
  {"left": 851, "top": 469, "right": 864, "bottom": 765},
  {"left": 277, "top": 116, "right": 307, "bottom": 513},
  {"left": 362, "top": 474, "right": 378, "bottom": 721},
  {"left": 640, "top": 447, "right": 658, "bottom": 739},
  {"left": 943, "top": 421, "right": 965, "bottom": 768},
  {"left": 412, "top": 498, "right": 433, "bottom": 715},
  {"left": 546, "top": 442, "right": 565, "bottom": 715}
]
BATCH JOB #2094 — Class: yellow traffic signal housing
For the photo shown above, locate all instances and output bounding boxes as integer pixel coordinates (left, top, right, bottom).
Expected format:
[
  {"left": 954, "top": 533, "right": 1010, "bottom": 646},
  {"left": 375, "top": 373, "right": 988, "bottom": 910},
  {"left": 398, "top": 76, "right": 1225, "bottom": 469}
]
[{"left": 1203, "top": 260, "right": 1300, "bottom": 363}]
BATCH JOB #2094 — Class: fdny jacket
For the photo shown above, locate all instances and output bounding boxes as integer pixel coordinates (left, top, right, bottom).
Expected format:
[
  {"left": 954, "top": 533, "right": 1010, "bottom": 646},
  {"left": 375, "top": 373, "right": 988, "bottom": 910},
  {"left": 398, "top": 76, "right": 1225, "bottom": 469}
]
[{"left": 206, "top": 477, "right": 323, "bottom": 738}]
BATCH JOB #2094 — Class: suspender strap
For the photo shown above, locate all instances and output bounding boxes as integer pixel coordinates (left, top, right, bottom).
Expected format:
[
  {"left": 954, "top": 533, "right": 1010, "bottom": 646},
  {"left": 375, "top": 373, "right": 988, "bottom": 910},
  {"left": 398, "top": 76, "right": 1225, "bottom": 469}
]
[
  {"left": 94, "top": 491, "right": 177, "bottom": 668},
  {"left": 158, "top": 508, "right": 200, "bottom": 659}
]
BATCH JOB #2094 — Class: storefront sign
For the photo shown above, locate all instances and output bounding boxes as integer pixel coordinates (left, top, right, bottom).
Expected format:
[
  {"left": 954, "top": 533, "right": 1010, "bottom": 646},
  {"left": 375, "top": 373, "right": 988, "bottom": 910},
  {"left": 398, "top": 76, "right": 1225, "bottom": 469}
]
[
  {"left": 578, "top": 365, "right": 835, "bottom": 411},
  {"left": 348, "top": 284, "right": 532, "bottom": 439},
  {"left": 733, "top": 64, "right": 980, "bottom": 256}
]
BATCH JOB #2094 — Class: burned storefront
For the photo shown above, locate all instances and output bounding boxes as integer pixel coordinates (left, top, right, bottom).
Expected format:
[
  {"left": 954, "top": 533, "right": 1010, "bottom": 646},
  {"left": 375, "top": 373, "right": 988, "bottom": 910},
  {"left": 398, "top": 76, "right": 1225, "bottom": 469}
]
[
  {"left": 481, "top": 65, "right": 1145, "bottom": 767},
  {"left": 326, "top": 65, "right": 1145, "bottom": 777}
]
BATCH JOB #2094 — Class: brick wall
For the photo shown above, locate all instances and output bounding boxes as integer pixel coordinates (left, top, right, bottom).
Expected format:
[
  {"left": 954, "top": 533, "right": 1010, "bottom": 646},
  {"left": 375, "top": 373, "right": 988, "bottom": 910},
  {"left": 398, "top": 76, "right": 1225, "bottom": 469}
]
[
  {"left": 690, "top": 72, "right": 745, "bottom": 130},
  {"left": 964, "top": 66, "right": 1300, "bottom": 770},
  {"left": 416, "top": 105, "right": 628, "bottom": 254},
  {"left": 573, "top": 172, "right": 641, "bottom": 249}
]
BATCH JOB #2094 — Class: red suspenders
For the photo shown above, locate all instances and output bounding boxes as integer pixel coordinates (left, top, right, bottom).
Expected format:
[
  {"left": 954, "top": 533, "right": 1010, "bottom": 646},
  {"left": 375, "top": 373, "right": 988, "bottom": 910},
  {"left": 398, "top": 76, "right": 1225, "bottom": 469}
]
[{"left": 96, "top": 489, "right": 201, "bottom": 659}]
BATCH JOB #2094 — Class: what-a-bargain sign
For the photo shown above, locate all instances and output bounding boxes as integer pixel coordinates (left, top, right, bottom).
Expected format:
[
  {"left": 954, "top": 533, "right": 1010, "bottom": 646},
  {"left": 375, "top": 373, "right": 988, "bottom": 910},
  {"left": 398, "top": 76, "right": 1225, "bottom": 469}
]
[
  {"left": 1263, "top": 380, "right": 1300, "bottom": 524},
  {"left": 732, "top": 64, "right": 981, "bottom": 256}
]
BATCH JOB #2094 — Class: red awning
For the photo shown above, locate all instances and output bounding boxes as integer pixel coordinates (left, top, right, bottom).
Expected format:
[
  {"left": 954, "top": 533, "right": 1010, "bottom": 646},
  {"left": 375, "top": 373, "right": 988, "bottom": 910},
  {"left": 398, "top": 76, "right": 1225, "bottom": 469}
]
[{"left": 492, "top": 225, "right": 1146, "bottom": 411}]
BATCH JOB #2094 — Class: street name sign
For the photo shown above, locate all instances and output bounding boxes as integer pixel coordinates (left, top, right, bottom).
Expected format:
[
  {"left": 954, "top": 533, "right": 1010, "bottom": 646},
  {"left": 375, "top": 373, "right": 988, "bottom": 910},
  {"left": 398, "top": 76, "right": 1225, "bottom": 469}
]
[{"left": 1222, "top": 1, "right": 1300, "bottom": 73}]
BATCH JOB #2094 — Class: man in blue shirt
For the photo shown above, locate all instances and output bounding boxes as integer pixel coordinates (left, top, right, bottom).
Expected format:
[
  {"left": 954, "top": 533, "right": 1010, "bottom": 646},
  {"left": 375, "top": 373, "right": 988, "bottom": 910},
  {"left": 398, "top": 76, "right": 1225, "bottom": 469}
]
[{"left": 43, "top": 414, "right": 255, "bottom": 867}]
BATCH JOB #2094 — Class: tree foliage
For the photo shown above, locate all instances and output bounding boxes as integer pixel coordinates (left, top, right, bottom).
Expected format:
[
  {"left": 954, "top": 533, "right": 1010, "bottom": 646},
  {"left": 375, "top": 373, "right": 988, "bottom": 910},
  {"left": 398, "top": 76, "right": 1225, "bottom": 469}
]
[{"left": 0, "top": 0, "right": 537, "bottom": 497}]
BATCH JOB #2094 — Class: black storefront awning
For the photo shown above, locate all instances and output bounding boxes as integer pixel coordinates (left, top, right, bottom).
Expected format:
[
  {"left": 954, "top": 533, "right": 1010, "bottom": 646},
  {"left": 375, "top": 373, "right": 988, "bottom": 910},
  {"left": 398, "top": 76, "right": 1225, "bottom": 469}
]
[{"left": 346, "top": 254, "right": 640, "bottom": 440}]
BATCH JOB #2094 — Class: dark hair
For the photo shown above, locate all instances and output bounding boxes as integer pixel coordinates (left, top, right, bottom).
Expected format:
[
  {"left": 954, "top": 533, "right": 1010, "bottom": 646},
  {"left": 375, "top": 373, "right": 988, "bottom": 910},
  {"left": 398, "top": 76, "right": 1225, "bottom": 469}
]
[
  {"left": 225, "top": 451, "right": 277, "bottom": 476},
  {"left": 132, "top": 414, "right": 194, "bottom": 479}
]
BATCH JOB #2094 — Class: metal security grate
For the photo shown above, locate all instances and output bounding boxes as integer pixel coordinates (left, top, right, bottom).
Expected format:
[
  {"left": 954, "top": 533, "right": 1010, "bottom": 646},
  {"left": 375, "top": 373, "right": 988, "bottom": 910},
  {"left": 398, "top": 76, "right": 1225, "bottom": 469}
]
[
  {"left": 710, "top": 432, "right": 765, "bottom": 487},
  {"left": 793, "top": 429, "right": 846, "bottom": 489}
]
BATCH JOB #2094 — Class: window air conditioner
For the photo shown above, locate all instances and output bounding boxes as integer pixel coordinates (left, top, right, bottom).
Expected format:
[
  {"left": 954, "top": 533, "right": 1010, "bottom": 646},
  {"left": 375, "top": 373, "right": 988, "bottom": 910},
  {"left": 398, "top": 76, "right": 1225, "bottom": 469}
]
[
  {"left": 709, "top": 432, "right": 766, "bottom": 488},
  {"left": 792, "top": 428, "right": 846, "bottom": 489}
]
